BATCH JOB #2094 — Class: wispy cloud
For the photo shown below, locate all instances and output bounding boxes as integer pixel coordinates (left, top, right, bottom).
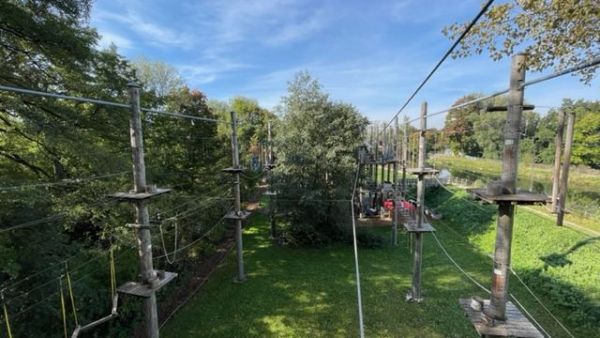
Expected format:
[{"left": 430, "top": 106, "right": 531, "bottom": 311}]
[
  {"left": 93, "top": 9, "right": 195, "bottom": 49},
  {"left": 96, "top": 30, "right": 133, "bottom": 50}
]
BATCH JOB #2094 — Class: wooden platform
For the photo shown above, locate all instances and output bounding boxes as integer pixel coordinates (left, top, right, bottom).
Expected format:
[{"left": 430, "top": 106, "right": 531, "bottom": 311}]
[
  {"left": 406, "top": 167, "right": 439, "bottom": 175},
  {"left": 118, "top": 271, "right": 177, "bottom": 298},
  {"left": 468, "top": 188, "right": 548, "bottom": 205},
  {"left": 403, "top": 222, "right": 435, "bottom": 232},
  {"left": 224, "top": 210, "right": 252, "bottom": 220},
  {"left": 459, "top": 299, "right": 543, "bottom": 338},
  {"left": 222, "top": 167, "right": 246, "bottom": 174},
  {"left": 111, "top": 188, "right": 171, "bottom": 201}
]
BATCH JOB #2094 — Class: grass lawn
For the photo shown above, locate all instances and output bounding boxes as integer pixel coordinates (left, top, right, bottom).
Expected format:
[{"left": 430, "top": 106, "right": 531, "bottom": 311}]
[{"left": 163, "top": 190, "right": 599, "bottom": 337}]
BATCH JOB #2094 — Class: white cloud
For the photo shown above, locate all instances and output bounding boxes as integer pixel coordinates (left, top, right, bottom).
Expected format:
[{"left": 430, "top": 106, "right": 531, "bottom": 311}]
[
  {"left": 96, "top": 30, "right": 133, "bottom": 50},
  {"left": 93, "top": 9, "right": 195, "bottom": 49}
]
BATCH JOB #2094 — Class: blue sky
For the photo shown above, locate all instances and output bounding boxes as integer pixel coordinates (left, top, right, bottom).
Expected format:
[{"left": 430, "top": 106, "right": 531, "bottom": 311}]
[{"left": 91, "top": 0, "right": 599, "bottom": 128}]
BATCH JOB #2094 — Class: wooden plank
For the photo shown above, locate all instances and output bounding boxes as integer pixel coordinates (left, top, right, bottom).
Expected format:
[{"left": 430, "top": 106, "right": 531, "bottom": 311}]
[
  {"left": 406, "top": 167, "right": 439, "bottom": 175},
  {"left": 111, "top": 188, "right": 171, "bottom": 201},
  {"left": 459, "top": 299, "right": 543, "bottom": 338},
  {"left": 118, "top": 271, "right": 177, "bottom": 298},
  {"left": 224, "top": 210, "right": 251, "bottom": 221},
  {"left": 222, "top": 167, "right": 246, "bottom": 174},
  {"left": 468, "top": 188, "right": 548, "bottom": 205},
  {"left": 403, "top": 222, "right": 435, "bottom": 233}
]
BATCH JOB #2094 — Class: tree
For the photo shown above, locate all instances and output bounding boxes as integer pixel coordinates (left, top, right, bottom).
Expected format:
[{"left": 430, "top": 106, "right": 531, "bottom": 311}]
[
  {"left": 444, "top": 94, "right": 485, "bottom": 156},
  {"left": 443, "top": 0, "right": 599, "bottom": 82},
  {"left": 274, "top": 72, "right": 368, "bottom": 245},
  {"left": 564, "top": 99, "right": 600, "bottom": 168},
  {"left": 132, "top": 56, "right": 184, "bottom": 97}
]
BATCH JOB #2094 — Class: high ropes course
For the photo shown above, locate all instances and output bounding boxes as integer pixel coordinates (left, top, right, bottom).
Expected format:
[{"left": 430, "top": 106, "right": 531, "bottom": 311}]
[{"left": 0, "top": 0, "right": 599, "bottom": 337}]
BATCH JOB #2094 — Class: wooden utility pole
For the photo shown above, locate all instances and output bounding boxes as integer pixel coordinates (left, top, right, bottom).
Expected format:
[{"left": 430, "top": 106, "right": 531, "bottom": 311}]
[
  {"left": 392, "top": 116, "right": 399, "bottom": 245},
  {"left": 557, "top": 112, "right": 575, "bottom": 226},
  {"left": 489, "top": 54, "right": 526, "bottom": 321},
  {"left": 411, "top": 103, "right": 426, "bottom": 301},
  {"left": 369, "top": 125, "right": 374, "bottom": 182},
  {"left": 460, "top": 54, "right": 543, "bottom": 338},
  {"left": 402, "top": 121, "right": 408, "bottom": 199},
  {"left": 405, "top": 102, "right": 436, "bottom": 303},
  {"left": 230, "top": 111, "right": 246, "bottom": 282},
  {"left": 551, "top": 110, "right": 566, "bottom": 212},
  {"left": 118, "top": 82, "right": 175, "bottom": 338},
  {"left": 375, "top": 125, "right": 380, "bottom": 185},
  {"left": 267, "top": 121, "right": 277, "bottom": 238}
]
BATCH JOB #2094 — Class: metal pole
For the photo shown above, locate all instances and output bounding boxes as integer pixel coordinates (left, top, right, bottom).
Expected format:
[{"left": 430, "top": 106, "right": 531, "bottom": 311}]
[
  {"left": 551, "top": 110, "right": 565, "bottom": 213},
  {"left": 557, "top": 112, "right": 575, "bottom": 226},
  {"left": 128, "top": 82, "right": 159, "bottom": 338},
  {"left": 410, "top": 102, "right": 427, "bottom": 302},
  {"left": 489, "top": 53, "right": 526, "bottom": 322},
  {"left": 402, "top": 121, "right": 408, "bottom": 199},
  {"left": 230, "top": 111, "right": 245, "bottom": 282},
  {"left": 392, "top": 116, "right": 399, "bottom": 245}
]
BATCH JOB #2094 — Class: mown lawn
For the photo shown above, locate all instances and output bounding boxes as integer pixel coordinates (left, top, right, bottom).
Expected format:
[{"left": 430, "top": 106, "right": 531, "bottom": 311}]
[{"left": 163, "top": 191, "right": 599, "bottom": 337}]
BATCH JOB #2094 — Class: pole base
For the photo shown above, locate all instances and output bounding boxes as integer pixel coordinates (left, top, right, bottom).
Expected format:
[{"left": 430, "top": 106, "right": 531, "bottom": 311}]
[
  {"left": 232, "top": 276, "right": 247, "bottom": 284},
  {"left": 405, "top": 291, "right": 423, "bottom": 303}
]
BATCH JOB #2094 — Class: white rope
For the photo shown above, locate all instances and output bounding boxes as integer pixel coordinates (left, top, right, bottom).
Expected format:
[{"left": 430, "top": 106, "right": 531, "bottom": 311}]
[
  {"left": 509, "top": 293, "right": 552, "bottom": 338},
  {"left": 158, "top": 220, "right": 179, "bottom": 265},
  {"left": 153, "top": 208, "right": 232, "bottom": 261},
  {"left": 431, "top": 232, "right": 490, "bottom": 294},
  {"left": 350, "top": 163, "right": 365, "bottom": 338},
  {"left": 432, "top": 176, "right": 488, "bottom": 212},
  {"left": 509, "top": 267, "right": 575, "bottom": 338}
]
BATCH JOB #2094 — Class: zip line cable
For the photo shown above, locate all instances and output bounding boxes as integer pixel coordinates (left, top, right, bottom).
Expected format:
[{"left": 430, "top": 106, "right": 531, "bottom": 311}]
[
  {"left": 509, "top": 294, "right": 551, "bottom": 338},
  {"left": 350, "top": 163, "right": 365, "bottom": 338},
  {"left": 0, "top": 85, "right": 130, "bottom": 108},
  {"left": 509, "top": 266, "right": 575, "bottom": 338},
  {"left": 384, "top": 0, "right": 495, "bottom": 129},
  {"left": 406, "top": 55, "right": 600, "bottom": 125},
  {"left": 431, "top": 232, "right": 490, "bottom": 294},
  {"left": 0, "top": 196, "right": 120, "bottom": 234},
  {"left": 153, "top": 208, "right": 233, "bottom": 261},
  {"left": 0, "top": 84, "right": 229, "bottom": 124},
  {"left": 9, "top": 248, "right": 133, "bottom": 319},
  {"left": 0, "top": 171, "right": 130, "bottom": 192},
  {"left": 5, "top": 251, "right": 111, "bottom": 305}
]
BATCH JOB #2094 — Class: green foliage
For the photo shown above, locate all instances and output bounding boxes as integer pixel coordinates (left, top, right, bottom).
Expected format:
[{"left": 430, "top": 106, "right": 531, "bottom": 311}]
[
  {"left": 569, "top": 100, "right": 600, "bottom": 168},
  {"left": 273, "top": 72, "right": 368, "bottom": 245},
  {"left": 443, "top": 0, "right": 599, "bottom": 82}
]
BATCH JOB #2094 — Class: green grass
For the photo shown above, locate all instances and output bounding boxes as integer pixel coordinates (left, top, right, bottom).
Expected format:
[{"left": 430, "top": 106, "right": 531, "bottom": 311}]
[
  {"left": 431, "top": 154, "right": 600, "bottom": 229},
  {"left": 163, "top": 194, "right": 600, "bottom": 337}
]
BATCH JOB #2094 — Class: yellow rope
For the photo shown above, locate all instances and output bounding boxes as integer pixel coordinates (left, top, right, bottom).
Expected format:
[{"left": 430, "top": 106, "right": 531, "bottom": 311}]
[
  {"left": 1, "top": 292, "right": 13, "bottom": 338},
  {"left": 65, "top": 266, "right": 79, "bottom": 326},
  {"left": 110, "top": 248, "right": 116, "bottom": 298},
  {"left": 59, "top": 277, "right": 68, "bottom": 338}
]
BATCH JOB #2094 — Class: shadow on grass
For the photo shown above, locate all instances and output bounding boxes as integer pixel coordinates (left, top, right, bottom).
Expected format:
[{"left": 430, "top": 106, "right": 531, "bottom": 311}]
[{"left": 540, "top": 236, "right": 600, "bottom": 268}]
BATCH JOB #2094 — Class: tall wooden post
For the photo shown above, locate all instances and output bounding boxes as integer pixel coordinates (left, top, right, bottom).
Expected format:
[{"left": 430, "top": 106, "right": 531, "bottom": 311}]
[
  {"left": 557, "top": 112, "right": 575, "bottom": 226},
  {"left": 402, "top": 120, "right": 408, "bottom": 199},
  {"left": 375, "top": 125, "right": 380, "bottom": 184},
  {"left": 392, "top": 116, "right": 399, "bottom": 245},
  {"left": 551, "top": 110, "right": 566, "bottom": 212},
  {"left": 369, "top": 125, "right": 374, "bottom": 182},
  {"left": 488, "top": 54, "right": 526, "bottom": 321},
  {"left": 230, "top": 111, "right": 245, "bottom": 282},
  {"left": 267, "top": 121, "right": 276, "bottom": 238},
  {"left": 408, "top": 102, "right": 428, "bottom": 302},
  {"left": 128, "top": 82, "right": 160, "bottom": 338}
]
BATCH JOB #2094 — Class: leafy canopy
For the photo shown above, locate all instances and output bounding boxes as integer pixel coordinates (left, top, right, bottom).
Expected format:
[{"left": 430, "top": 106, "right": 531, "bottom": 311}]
[{"left": 443, "top": 0, "right": 599, "bottom": 82}]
